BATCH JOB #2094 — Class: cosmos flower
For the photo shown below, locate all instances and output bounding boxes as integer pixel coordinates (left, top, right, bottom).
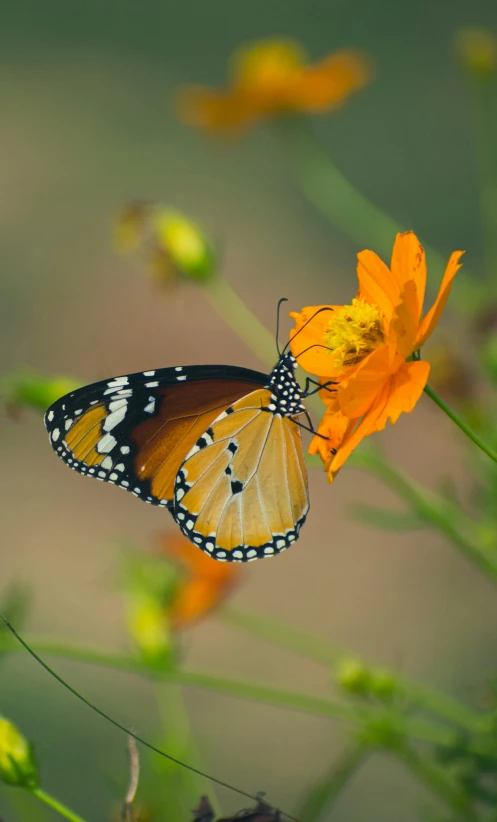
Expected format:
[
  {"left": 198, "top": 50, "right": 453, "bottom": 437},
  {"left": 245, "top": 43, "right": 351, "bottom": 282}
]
[
  {"left": 160, "top": 534, "right": 241, "bottom": 628},
  {"left": 178, "top": 38, "right": 371, "bottom": 133},
  {"left": 290, "top": 231, "right": 464, "bottom": 481}
]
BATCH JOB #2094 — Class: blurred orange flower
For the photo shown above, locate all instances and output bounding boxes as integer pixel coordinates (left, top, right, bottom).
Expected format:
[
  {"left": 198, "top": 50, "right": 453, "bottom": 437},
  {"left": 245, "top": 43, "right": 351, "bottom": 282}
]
[
  {"left": 290, "top": 232, "right": 465, "bottom": 481},
  {"left": 160, "top": 535, "right": 241, "bottom": 628},
  {"left": 178, "top": 38, "right": 372, "bottom": 133}
]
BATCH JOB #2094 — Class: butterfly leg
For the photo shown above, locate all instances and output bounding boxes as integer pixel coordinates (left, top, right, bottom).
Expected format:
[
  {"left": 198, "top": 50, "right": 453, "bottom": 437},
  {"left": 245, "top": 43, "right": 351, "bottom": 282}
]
[
  {"left": 291, "top": 411, "right": 337, "bottom": 453},
  {"left": 303, "top": 378, "right": 336, "bottom": 398}
]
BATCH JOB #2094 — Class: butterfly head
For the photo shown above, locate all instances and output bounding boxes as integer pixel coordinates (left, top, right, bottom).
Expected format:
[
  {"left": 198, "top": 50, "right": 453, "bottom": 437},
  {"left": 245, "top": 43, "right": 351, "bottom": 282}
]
[{"left": 265, "top": 353, "right": 305, "bottom": 417}]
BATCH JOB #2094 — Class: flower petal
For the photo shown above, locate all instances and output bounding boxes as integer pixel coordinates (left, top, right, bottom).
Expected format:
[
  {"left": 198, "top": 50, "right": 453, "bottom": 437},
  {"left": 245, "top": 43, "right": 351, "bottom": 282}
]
[
  {"left": 415, "top": 251, "right": 465, "bottom": 348},
  {"left": 390, "top": 279, "right": 420, "bottom": 358},
  {"left": 390, "top": 231, "right": 426, "bottom": 317},
  {"left": 373, "top": 360, "right": 430, "bottom": 429},
  {"left": 326, "top": 379, "right": 392, "bottom": 480},
  {"left": 356, "top": 249, "right": 400, "bottom": 319},
  {"left": 177, "top": 87, "right": 261, "bottom": 133},
  {"left": 308, "top": 402, "right": 350, "bottom": 463},
  {"left": 286, "top": 49, "right": 372, "bottom": 111},
  {"left": 337, "top": 344, "right": 395, "bottom": 418},
  {"left": 289, "top": 305, "right": 338, "bottom": 375}
]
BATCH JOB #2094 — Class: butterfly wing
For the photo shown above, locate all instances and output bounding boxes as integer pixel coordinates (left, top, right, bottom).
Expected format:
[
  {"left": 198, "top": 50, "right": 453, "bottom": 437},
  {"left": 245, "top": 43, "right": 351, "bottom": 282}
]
[
  {"left": 172, "top": 389, "right": 309, "bottom": 561},
  {"left": 44, "top": 365, "right": 268, "bottom": 508}
]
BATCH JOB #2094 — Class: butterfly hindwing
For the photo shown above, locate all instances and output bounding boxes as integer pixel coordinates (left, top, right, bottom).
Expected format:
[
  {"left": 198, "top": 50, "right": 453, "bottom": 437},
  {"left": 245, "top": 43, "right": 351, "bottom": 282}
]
[
  {"left": 172, "top": 388, "right": 309, "bottom": 562},
  {"left": 44, "top": 365, "right": 268, "bottom": 508}
]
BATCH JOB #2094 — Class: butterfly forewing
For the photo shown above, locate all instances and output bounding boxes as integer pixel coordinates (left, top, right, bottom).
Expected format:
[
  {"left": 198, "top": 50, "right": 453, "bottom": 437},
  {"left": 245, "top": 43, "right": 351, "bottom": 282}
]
[
  {"left": 44, "top": 366, "right": 267, "bottom": 508},
  {"left": 172, "top": 388, "right": 310, "bottom": 562}
]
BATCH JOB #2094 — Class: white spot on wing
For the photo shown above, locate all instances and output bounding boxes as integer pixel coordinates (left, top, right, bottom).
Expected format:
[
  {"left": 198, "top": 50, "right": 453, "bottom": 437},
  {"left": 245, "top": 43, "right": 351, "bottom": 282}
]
[
  {"left": 145, "top": 381, "right": 159, "bottom": 388},
  {"left": 47, "top": 410, "right": 54, "bottom": 422},
  {"left": 97, "top": 433, "right": 117, "bottom": 453},
  {"left": 143, "top": 371, "right": 155, "bottom": 376},
  {"left": 102, "top": 456, "right": 113, "bottom": 470},
  {"left": 109, "top": 398, "right": 127, "bottom": 413},
  {"left": 103, "top": 406, "right": 126, "bottom": 431},
  {"left": 51, "top": 428, "right": 60, "bottom": 442}
]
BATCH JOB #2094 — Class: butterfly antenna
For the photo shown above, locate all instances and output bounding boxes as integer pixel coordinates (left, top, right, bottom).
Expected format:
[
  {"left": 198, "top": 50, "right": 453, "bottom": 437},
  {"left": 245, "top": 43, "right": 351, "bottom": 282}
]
[
  {"left": 282, "top": 307, "right": 334, "bottom": 356},
  {"left": 275, "top": 298, "right": 288, "bottom": 357},
  {"left": 294, "top": 342, "right": 333, "bottom": 361},
  {"left": 0, "top": 613, "right": 302, "bottom": 822}
]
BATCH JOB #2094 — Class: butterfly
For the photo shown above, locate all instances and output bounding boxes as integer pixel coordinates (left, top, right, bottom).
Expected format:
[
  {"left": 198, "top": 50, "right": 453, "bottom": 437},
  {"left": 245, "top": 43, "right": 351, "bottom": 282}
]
[{"left": 44, "top": 304, "right": 333, "bottom": 562}]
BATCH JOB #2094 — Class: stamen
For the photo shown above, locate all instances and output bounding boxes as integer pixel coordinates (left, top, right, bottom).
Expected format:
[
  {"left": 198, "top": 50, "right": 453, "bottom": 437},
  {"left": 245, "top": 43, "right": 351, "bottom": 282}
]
[{"left": 324, "top": 298, "right": 385, "bottom": 373}]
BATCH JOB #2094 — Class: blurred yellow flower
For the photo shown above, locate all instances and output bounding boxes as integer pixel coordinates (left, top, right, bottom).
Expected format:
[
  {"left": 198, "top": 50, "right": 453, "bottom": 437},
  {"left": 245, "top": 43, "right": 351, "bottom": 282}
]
[
  {"left": 290, "top": 232, "right": 464, "bottom": 481},
  {"left": 178, "top": 38, "right": 372, "bottom": 133},
  {"left": 160, "top": 534, "right": 241, "bottom": 629},
  {"left": 455, "top": 27, "right": 497, "bottom": 79},
  {"left": 113, "top": 203, "right": 216, "bottom": 286}
]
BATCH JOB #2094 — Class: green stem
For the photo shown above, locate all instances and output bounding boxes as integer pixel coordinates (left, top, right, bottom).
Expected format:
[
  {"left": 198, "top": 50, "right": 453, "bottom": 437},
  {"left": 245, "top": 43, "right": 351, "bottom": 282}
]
[
  {"left": 0, "top": 635, "right": 491, "bottom": 757},
  {"left": 350, "top": 448, "right": 497, "bottom": 580},
  {"left": 203, "top": 278, "right": 276, "bottom": 369},
  {"left": 424, "top": 384, "right": 497, "bottom": 463},
  {"left": 276, "top": 117, "right": 481, "bottom": 311},
  {"left": 297, "top": 742, "right": 370, "bottom": 821},
  {"left": 220, "top": 606, "right": 480, "bottom": 731},
  {"left": 153, "top": 681, "right": 222, "bottom": 817},
  {"left": 31, "top": 788, "right": 88, "bottom": 822},
  {"left": 399, "top": 747, "right": 477, "bottom": 821}
]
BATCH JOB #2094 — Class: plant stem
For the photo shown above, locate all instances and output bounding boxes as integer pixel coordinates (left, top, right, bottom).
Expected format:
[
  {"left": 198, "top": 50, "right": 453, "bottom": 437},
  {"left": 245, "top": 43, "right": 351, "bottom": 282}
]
[
  {"left": 0, "top": 634, "right": 491, "bottom": 757},
  {"left": 276, "top": 117, "right": 481, "bottom": 311},
  {"left": 350, "top": 449, "right": 497, "bottom": 580},
  {"left": 399, "top": 747, "right": 477, "bottom": 821},
  {"left": 31, "top": 788, "right": 88, "bottom": 822},
  {"left": 297, "top": 742, "right": 370, "bottom": 821},
  {"left": 424, "top": 384, "right": 497, "bottom": 463},
  {"left": 220, "top": 606, "right": 480, "bottom": 731},
  {"left": 203, "top": 278, "right": 276, "bottom": 369}
]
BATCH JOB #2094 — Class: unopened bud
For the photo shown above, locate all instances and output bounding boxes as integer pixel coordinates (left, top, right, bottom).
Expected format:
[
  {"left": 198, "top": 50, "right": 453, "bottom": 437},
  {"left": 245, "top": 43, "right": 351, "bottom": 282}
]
[
  {"left": 154, "top": 210, "right": 216, "bottom": 282},
  {"left": 336, "top": 658, "right": 371, "bottom": 695},
  {"left": 0, "top": 717, "right": 38, "bottom": 789}
]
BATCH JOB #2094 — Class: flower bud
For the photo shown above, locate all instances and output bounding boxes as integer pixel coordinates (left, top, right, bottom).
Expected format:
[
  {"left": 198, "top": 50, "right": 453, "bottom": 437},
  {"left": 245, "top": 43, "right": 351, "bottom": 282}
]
[
  {"left": 335, "top": 657, "right": 371, "bottom": 695},
  {"left": 369, "top": 667, "right": 398, "bottom": 700},
  {"left": 0, "top": 717, "right": 38, "bottom": 789},
  {"left": 154, "top": 210, "right": 216, "bottom": 282},
  {"left": 455, "top": 27, "right": 497, "bottom": 80},
  {"left": 127, "top": 596, "right": 175, "bottom": 666},
  {"left": 3, "top": 371, "right": 81, "bottom": 416}
]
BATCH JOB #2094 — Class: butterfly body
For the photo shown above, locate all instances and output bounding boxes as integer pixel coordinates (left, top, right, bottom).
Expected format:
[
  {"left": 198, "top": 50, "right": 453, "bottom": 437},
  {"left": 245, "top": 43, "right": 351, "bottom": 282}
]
[{"left": 45, "top": 354, "right": 310, "bottom": 562}]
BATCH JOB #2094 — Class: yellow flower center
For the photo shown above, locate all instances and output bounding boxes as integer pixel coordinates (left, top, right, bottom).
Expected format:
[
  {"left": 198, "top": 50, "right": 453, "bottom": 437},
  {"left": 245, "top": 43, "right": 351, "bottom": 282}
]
[
  {"left": 232, "top": 39, "right": 306, "bottom": 91},
  {"left": 324, "top": 298, "right": 385, "bottom": 372}
]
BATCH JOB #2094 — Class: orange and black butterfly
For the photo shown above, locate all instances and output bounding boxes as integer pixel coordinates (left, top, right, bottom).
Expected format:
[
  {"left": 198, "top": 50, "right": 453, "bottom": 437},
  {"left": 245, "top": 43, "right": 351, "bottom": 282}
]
[{"left": 45, "top": 306, "right": 332, "bottom": 562}]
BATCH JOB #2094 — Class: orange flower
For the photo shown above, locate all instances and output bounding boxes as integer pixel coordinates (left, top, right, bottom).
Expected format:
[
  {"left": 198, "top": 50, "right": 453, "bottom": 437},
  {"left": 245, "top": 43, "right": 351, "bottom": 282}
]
[
  {"left": 160, "top": 534, "right": 241, "bottom": 628},
  {"left": 178, "top": 38, "right": 372, "bottom": 134},
  {"left": 290, "top": 231, "right": 465, "bottom": 481}
]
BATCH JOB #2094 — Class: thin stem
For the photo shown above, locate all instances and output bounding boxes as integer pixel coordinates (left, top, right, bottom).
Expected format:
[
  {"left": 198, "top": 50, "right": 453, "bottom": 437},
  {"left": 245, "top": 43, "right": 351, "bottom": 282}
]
[
  {"left": 31, "top": 788, "right": 88, "bottom": 822},
  {"left": 153, "top": 681, "right": 222, "bottom": 817},
  {"left": 297, "top": 742, "right": 370, "bottom": 821},
  {"left": 220, "top": 606, "right": 480, "bottom": 731},
  {"left": 0, "top": 634, "right": 491, "bottom": 757},
  {"left": 399, "top": 747, "right": 477, "bottom": 821},
  {"left": 424, "top": 384, "right": 497, "bottom": 463},
  {"left": 203, "top": 278, "right": 276, "bottom": 369},
  {"left": 276, "top": 117, "right": 481, "bottom": 311},
  {"left": 350, "top": 449, "right": 497, "bottom": 580}
]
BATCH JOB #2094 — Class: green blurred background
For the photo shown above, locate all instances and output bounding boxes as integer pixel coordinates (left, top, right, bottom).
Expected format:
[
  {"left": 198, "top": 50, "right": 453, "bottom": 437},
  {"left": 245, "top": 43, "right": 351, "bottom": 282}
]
[{"left": 1, "top": 0, "right": 497, "bottom": 820}]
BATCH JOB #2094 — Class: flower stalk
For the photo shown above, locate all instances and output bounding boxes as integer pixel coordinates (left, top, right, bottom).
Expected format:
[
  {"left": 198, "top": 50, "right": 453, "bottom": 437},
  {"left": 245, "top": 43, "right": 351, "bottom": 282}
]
[
  {"left": 424, "top": 383, "right": 497, "bottom": 464},
  {"left": 31, "top": 788, "right": 88, "bottom": 822}
]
